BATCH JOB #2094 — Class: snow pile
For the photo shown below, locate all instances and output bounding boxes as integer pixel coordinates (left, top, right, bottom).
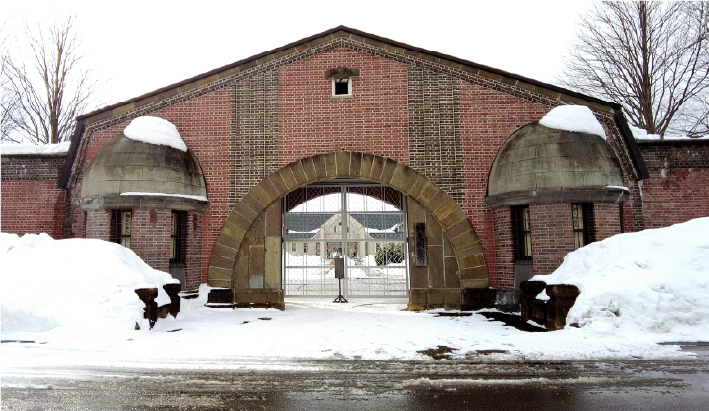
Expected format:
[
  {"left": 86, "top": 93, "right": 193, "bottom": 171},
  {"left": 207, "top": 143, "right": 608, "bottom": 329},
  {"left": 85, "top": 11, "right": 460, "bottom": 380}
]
[
  {"left": 123, "top": 116, "right": 187, "bottom": 152},
  {"left": 629, "top": 125, "right": 709, "bottom": 141},
  {"left": 539, "top": 105, "right": 607, "bottom": 140},
  {"left": 0, "top": 141, "right": 71, "bottom": 156},
  {"left": 536, "top": 217, "right": 709, "bottom": 341},
  {"left": 0, "top": 233, "right": 179, "bottom": 335}
]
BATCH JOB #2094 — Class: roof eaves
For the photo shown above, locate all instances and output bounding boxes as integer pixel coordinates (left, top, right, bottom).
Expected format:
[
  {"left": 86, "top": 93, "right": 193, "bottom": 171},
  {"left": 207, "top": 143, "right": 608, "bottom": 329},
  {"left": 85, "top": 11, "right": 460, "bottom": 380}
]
[{"left": 613, "top": 109, "right": 650, "bottom": 180}]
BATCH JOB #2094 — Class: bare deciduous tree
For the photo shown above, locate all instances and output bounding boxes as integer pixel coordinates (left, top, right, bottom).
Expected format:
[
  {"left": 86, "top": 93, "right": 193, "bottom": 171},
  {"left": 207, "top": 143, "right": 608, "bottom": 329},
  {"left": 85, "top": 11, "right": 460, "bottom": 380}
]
[
  {"left": 1, "top": 22, "right": 19, "bottom": 142},
  {"left": 559, "top": 1, "right": 709, "bottom": 138},
  {"left": 1, "top": 16, "right": 96, "bottom": 144}
]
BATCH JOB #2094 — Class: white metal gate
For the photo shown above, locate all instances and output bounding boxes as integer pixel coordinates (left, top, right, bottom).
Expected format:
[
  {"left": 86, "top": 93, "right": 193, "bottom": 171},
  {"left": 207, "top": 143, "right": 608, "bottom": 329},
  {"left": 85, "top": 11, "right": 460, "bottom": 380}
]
[{"left": 283, "top": 183, "right": 408, "bottom": 297}]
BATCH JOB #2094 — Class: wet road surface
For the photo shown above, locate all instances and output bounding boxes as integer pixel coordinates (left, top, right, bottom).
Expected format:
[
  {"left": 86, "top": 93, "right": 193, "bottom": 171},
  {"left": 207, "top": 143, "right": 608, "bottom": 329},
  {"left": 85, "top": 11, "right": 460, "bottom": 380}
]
[{"left": 2, "top": 345, "right": 708, "bottom": 410}]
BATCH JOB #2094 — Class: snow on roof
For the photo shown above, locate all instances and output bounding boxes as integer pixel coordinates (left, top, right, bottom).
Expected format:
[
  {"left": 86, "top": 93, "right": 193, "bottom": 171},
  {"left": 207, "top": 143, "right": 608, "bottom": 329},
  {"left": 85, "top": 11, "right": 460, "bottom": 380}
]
[
  {"left": 536, "top": 216, "right": 709, "bottom": 342},
  {"left": 629, "top": 125, "right": 709, "bottom": 141},
  {"left": 120, "top": 192, "right": 208, "bottom": 202},
  {"left": 539, "top": 105, "right": 607, "bottom": 140},
  {"left": 123, "top": 116, "right": 187, "bottom": 152},
  {"left": 0, "top": 141, "right": 70, "bottom": 156},
  {"left": 0, "top": 233, "right": 178, "bottom": 335}
]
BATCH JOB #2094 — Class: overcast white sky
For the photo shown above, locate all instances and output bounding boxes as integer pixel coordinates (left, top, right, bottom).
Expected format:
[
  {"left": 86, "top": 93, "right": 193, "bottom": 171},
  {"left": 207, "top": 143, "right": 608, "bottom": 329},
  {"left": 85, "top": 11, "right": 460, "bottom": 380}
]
[{"left": 4, "top": 0, "right": 594, "bottom": 113}]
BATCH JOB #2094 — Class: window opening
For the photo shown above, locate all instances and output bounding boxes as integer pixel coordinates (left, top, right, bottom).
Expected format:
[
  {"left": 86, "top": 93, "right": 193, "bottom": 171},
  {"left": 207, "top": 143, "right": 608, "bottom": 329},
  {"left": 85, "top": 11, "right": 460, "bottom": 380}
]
[
  {"left": 110, "top": 210, "right": 132, "bottom": 249},
  {"left": 572, "top": 204, "right": 593, "bottom": 250},
  {"left": 512, "top": 205, "right": 532, "bottom": 261},
  {"left": 333, "top": 78, "right": 350, "bottom": 96},
  {"left": 170, "top": 211, "right": 187, "bottom": 264}
]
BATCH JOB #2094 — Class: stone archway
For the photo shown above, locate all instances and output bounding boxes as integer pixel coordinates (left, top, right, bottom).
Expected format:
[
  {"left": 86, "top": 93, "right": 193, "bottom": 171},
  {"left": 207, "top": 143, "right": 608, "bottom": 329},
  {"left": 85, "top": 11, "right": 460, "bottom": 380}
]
[{"left": 207, "top": 151, "right": 488, "bottom": 308}]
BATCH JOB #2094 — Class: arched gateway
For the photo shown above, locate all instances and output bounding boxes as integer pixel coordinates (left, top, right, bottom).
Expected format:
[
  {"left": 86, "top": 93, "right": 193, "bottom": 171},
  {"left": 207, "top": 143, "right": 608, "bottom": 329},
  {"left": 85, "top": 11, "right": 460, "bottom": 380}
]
[{"left": 207, "top": 151, "right": 488, "bottom": 310}]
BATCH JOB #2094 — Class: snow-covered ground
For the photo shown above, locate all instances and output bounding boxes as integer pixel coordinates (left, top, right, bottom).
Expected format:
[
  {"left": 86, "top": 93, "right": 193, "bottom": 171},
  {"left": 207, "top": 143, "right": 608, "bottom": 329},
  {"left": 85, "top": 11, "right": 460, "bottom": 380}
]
[{"left": 2, "top": 219, "right": 708, "bottom": 376}]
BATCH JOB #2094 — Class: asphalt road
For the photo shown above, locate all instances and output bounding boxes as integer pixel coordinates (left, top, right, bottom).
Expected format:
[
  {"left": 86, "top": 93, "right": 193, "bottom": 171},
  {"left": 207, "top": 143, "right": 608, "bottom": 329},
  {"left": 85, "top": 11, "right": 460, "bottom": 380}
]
[{"left": 2, "top": 345, "right": 708, "bottom": 410}]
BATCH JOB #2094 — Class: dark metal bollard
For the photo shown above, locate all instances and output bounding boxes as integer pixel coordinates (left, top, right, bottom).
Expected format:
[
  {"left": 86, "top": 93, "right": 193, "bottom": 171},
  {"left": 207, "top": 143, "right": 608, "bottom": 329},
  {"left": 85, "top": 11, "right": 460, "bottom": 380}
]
[{"left": 135, "top": 288, "right": 158, "bottom": 329}]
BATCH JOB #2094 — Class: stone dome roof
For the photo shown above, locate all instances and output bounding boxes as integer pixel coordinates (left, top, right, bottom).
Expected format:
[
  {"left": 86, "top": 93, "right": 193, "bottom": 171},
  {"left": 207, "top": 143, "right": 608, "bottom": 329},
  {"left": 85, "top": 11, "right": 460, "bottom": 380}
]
[
  {"left": 486, "top": 122, "right": 627, "bottom": 207},
  {"left": 80, "top": 133, "right": 207, "bottom": 210}
]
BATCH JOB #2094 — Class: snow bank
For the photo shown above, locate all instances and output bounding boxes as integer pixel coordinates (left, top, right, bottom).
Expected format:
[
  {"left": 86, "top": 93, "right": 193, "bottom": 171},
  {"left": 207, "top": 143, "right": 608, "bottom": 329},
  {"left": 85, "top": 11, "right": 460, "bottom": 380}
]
[
  {"left": 123, "top": 116, "right": 187, "bottom": 152},
  {"left": 535, "top": 217, "right": 709, "bottom": 341},
  {"left": 539, "top": 105, "right": 607, "bottom": 140},
  {"left": 0, "top": 141, "right": 70, "bottom": 156},
  {"left": 0, "top": 233, "right": 179, "bottom": 335}
]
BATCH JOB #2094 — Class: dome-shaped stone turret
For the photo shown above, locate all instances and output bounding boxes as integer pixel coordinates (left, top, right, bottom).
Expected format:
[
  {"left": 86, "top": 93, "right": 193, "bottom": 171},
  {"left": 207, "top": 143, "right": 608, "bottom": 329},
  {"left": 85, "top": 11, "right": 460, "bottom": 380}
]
[
  {"left": 485, "top": 122, "right": 627, "bottom": 207},
  {"left": 80, "top": 132, "right": 207, "bottom": 211}
]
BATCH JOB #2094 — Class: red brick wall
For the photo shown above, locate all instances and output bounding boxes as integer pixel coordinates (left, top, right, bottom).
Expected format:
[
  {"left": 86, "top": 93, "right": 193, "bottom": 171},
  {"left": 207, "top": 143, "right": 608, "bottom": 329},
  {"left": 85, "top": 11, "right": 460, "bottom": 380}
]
[
  {"left": 130, "top": 208, "right": 171, "bottom": 273},
  {"left": 530, "top": 203, "right": 575, "bottom": 277},
  {"left": 594, "top": 203, "right": 621, "bottom": 241},
  {"left": 278, "top": 48, "right": 409, "bottom": 166},
  {"left": 458, "top": 81, "right": 551, "bottom": 286},
  {"left": 85, "top": 209, "right": 111, "bottom": 241},
  {"left": 492, "top": 207, "right": 515, "bottom": 289},
  {"left": 638, "top": 141, "right": 709, "bottom": 228},
  {"left": 185, "top": 211, "right": 203, "bottom": 291},
  {"left": 1, "top": 180, "right": 67, "bottom": 239},
  {"left": 641, "top": 168, "right": 709, "bottom": 228}
]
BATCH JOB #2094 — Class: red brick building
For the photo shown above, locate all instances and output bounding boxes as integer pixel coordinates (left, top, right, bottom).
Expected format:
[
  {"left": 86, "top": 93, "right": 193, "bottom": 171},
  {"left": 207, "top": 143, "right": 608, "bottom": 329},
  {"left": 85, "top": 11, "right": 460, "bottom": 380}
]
[{"left": 2, "top": 27, "right": 707, "bottom": 309}]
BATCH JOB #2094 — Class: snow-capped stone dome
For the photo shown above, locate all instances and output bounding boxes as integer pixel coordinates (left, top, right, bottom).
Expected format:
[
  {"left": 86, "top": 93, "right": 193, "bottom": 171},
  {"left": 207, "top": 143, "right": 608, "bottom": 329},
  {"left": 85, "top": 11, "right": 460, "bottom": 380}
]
[
  {"left": 485, "top": 122, "right": 626, "bottom": 208},
  {"left": 80, "top": 118, "right": 207, "bottom": 210}
]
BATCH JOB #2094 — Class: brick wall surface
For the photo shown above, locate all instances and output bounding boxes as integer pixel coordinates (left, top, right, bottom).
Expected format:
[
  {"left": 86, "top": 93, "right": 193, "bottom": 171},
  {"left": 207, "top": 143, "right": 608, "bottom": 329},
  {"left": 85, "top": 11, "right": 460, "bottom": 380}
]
[
  {"left": 278, "top": 48, "right": 409, "bottom": 166},
  {"left": 492, "top": 207, "right": 515, "bottom": 289},
  {"left": 185, "top": 212, "right": 203, "bottom": 291},
  {"left": 130, "top": 208, "right": 171, "bottom": 273},
  {"left": 639, "top": 142, "right": 709, "bottom": 229},
  {"left": 530, "top": 203, "right": 576, "bottom": 277},
  {"left": 1, "top": 155, "right": 67, "bottom": 239},
  {"left": 1, "top": 156, "right": 65, "bottom": 180},
  {"left": 594, "top": 203, "right": 622, "bottom": 241},
  {"left": 1, "top": 180, "right": 67, "bottom": 238},
  {"left": 85, "top": 209, "right": 111, "bottom": 241},
  {"left": 641, "top": 168, "right": 709, "bottom": 228}
]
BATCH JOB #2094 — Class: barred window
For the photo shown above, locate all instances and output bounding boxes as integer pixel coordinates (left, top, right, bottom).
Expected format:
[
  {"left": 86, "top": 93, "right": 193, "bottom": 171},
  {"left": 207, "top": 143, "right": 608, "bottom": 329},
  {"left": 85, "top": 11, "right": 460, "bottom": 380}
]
[
  {"left": 572, "top": 204, "right": 594, "bottom": 250},
  {"left": 110, "top": 210, "right": 132, "bottom": 249},
  {"left": 170, "top": 211, "right": 187, "bottom": 264},
  {"left": 512, "top": 205, "right": 532, "bottom": 261}
]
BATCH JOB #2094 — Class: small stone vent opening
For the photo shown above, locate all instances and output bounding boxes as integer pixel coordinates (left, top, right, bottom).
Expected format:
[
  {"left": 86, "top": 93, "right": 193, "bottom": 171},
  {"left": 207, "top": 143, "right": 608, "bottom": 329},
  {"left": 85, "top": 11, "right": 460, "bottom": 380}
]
[{"left": 325, "top": 67, "right": 359, "bottom": 97}]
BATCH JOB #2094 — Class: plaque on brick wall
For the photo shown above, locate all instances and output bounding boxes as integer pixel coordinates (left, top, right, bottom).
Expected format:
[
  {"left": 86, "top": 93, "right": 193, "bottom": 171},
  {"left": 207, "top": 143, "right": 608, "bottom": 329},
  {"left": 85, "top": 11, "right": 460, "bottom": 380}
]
[{"left": 415, "top": 223, "right": 427, "bottom": 267}]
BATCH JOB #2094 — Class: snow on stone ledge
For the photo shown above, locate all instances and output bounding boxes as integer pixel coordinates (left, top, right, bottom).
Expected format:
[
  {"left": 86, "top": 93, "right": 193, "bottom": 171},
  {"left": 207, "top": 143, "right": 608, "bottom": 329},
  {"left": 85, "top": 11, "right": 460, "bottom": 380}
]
[
  {"left": 630, "top": 125, "right": 709, "bottom": 141},
  {"left": 120, "top": 192, "right": 208, "bottom": 202},
  {"left": 0, "top": 141, "right": 70, "bottom": 156},
  {"left": 539, "top": 105, "right": 607, "bottom": 140},
  {"left": 123, "top": 116, "right": 187, "bottom": 152}
]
